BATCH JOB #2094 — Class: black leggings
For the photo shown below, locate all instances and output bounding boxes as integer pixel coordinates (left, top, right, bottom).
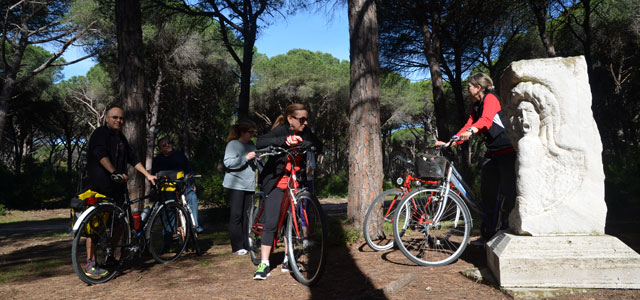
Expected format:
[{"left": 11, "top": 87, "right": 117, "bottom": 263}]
[
  {"left": 227, "top": 189, "right": 253, "bottom": 252},
  {"left": 260, "top": 188, "right": 286, "bottom": 248},
  {"left": 481, "top": 151, "right": 517, "bottom": 226}
]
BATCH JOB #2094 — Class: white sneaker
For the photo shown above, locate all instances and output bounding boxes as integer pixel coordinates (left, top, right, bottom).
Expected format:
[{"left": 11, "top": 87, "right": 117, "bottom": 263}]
[{"left": 234, "top": 249, "right": 248, "bottom": 255}]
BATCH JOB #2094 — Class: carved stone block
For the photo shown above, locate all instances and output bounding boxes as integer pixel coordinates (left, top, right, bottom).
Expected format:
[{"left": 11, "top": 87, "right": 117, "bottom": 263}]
[{"left": 500, "top": 56, "right": 607, "bottom": 236}]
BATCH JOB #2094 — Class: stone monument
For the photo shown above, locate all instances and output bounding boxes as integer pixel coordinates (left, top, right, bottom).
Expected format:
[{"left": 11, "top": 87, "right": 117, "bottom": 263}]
[{"left": 485, "top": 56, "right": 640, "bottom": 290}]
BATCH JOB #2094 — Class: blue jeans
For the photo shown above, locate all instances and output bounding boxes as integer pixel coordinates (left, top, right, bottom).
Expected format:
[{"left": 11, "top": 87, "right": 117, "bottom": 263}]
[{"left": 185, "top": 185, "right": 199, "bottom": 228}]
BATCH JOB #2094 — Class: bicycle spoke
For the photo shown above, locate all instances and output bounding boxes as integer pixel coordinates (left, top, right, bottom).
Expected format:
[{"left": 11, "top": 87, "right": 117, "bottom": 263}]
[
  {"left": 287, "top": 192, "right": 327, "bottom": 286},
  {"left": 393, "top": 188, "right": 471, "bottom": 266}
]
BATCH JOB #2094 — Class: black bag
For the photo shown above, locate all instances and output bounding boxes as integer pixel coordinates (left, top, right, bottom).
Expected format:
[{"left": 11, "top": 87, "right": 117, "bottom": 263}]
[
  {"left": 414, "top": 154, "right": 448, "bottom": 179},
  {"left": 70, "top": 197, "right": 85, "bottom": 229}
]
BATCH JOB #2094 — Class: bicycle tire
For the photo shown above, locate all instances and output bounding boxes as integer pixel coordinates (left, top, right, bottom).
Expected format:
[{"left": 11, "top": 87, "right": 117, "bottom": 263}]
[
  {"left": 393, "top": 188, "right": 472, "bottom": 266},
  {"left": 286, "top": 191, "right": 327, "bottom": 286},
  {"left": 247, "top": 193, "right": 264, "bottom": 266},
  {"left": 363, "top": 189, "right": 406, "bottom": 251},
  {"left": 71, "top": 204, "right": 129, "bottom": 284},
  {"left": 147, "top": 201, "right": 190, "bottom": 263}
]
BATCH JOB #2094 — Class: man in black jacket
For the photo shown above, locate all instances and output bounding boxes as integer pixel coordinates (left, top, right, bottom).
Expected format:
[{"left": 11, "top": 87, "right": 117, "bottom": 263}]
[{"left": 83, "top": 107, "right": 156, "bottom": 277}]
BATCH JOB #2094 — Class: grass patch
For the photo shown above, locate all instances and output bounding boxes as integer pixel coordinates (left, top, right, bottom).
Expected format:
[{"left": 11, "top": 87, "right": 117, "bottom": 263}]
[
  {"left": 326, "top": 217, "right": 362, "bottom": 247},
  {"left": 0, "top": 259, "right": 63, "bottom": 284},
  {"left": 199, "top": 231, "right": 230, "bottom": 244},
  {"left": 34, "top": 232, "right": 70, "bottom": 238},
  {"left": 198, "top": 261, "right": 212, "bottom": 267}
]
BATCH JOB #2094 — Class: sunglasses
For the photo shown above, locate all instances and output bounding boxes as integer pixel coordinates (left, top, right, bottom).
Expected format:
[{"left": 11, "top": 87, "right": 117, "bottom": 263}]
[
  {"left": 292, "top": 116, "right": 308, "bottom": 124},
  {"left": 111, "top": 116, "right": 124, "bottom": 120},
  {"left": 161, "top": 142, "right": 172, "bottom": 147}
]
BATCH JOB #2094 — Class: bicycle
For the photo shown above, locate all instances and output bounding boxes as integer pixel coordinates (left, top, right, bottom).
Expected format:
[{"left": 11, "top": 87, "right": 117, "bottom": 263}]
[
  {"left": 363, "top": 156, "right": 436, "bottom": 251},
  {"left": 391, "top": 137, "right": 507, "bottom": 266},
  {"left": 247, "top": 145, "right": 327, "bottom": 286},
  {"left": 148, "top": 171, "right": 203, "bottom": 261},
  {"left": 70, "top": 172, "right": 198, "bottom": 284}
]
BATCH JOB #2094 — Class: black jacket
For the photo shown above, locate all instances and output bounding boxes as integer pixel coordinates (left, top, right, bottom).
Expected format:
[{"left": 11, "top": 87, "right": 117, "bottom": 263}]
[
  {"left": 471, "top": 93, "right": 514, "bottom": 153},
  {"left": 85, "top": 126, "right": 139, "bottom": 196},
  {"left": 152, "top": 151, "right": 193, "bottom": 175},
  {"left": 256, "top": 125, "right": 322, "bottom": 194}
]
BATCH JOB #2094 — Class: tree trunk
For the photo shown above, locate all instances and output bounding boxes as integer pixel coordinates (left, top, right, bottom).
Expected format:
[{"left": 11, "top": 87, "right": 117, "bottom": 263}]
[
  {"left": 528, "top": 0, "right": 556, "bottom": 57},
  {"left": 416, "top": 0, "right": 449, "bottom": 140},
  {"left": 347, "top": 0, "right": 384, "bottom": 229},
  {"left": 0, "top": 79, "right": 15, "bottom": 144},
  {"left": 116, "top": 0, "right": 146, "bottom": 200},
  {"left": 145, "top": 66, "right": 163, "bottom": 193},
  {"left": 238, "top": 38, "right": 254, "bottom": 119},
  {"left": 182, "top": 94, "right": 190, "bottom": 156}
]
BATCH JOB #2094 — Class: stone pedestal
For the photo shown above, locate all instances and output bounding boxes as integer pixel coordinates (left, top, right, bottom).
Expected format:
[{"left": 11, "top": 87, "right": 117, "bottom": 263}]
[{"left": 486, "top": 232, "right": 640, "bottom": 289}]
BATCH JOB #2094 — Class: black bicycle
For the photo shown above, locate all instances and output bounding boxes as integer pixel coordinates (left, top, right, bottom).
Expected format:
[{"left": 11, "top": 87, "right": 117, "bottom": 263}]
[{"left": 71, "top": 172, "right": 199, "bottom": 284}]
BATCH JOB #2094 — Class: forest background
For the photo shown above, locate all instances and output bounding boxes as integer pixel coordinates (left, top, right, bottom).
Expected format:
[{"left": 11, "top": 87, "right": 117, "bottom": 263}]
[{"left": 0, "top": 0, "right": 638, "bottom": 215}]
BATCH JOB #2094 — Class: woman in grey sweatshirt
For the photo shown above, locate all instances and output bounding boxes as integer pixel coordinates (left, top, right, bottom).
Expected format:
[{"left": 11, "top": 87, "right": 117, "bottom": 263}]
[{"left": 223, "top": 120, "right": 257, "bottom": 255}]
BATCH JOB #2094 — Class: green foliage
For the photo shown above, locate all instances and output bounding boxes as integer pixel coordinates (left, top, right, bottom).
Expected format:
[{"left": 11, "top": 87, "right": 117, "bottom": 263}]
[
  {"left": 315, "top": 171, "right": 349, "bottom": 199},
  {"left": 0, "top": 204, "right": 5, "bottom": 216},
  {"left": 0, "top": 161, "right": 76, "bottom": 210},
  {"left": 198, "top": 173, "right": 227, "bottom": 208},
  {"left": 390, "top": 127, "right": 425, "bottom": 144},
  {"left": 604, "top": 147, "right": 640, "bottom": 203},
  {"left": 326, "top": 218, "right": 361, "bottom": 247},
  {"left": 252, "top": 49, "right": 350, "bottom": 176}
]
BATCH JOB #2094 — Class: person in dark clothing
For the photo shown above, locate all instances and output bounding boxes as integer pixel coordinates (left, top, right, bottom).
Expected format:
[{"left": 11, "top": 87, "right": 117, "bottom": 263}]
[
  {"left": 435, "top": 72, "right": 516, "bottom": 240},
  {"left": 152, "top": 137, "right": 203, "bottom": 232},
  {"left": 252, "top": 103, "right": 322, "bottom": 280},
  {"left": 84, "top": 107, "right": 157, "bottom": 277}
]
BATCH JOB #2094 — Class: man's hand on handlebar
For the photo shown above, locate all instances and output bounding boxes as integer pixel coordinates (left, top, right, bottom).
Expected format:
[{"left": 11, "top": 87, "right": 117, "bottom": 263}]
[
  {"left": 146, "top": 174, "right": 157, "bottom": 185},
  {"left": 110, "top": 173, "right": 127, "bottom": 183}
]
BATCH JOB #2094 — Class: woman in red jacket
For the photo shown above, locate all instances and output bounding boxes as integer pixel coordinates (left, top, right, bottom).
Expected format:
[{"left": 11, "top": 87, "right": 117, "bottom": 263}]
[{"left": 435, "top": 72, "right": 516, "bottom": 240}]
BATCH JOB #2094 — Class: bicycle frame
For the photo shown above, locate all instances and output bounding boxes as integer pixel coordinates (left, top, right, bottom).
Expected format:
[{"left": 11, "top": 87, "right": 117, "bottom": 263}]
[
  {"left": 428, "top": 155, "right": 502, "bottom": 234},
  {"left": 252, "top": 146, "right": 311, "bottom": 250}
]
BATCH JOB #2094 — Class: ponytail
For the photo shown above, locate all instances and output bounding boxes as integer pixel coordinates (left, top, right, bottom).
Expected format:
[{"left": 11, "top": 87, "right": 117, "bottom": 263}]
[
  {"left": 227, "top": 119, "right": 256, "bottom": 142},
  {"left": 272, "top": 103, "right": 307, "bottom": 129}
]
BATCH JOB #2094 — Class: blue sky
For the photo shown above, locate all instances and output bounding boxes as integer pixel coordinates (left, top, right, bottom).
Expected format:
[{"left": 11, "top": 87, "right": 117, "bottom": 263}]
[{"left": 61, "top": 9, "right": 350, "bottom": 80}]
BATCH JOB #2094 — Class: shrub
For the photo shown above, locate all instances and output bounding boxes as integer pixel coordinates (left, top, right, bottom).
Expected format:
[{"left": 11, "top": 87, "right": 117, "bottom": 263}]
[
  {"left": 198, "top": 172, "right": 227, "bottom": 207},
  {"left": 315, "top": 171, "right": 349, "bottom": 198}
]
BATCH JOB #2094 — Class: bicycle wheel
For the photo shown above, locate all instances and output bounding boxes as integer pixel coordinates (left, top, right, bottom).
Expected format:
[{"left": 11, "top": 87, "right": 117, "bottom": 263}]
[
  {"left": 286, "top": 191, "right": 327, "bottom": 286},
  {"left": 393, "top": 188, "right": 472, "bottom": 266},
  {"left": 147, "top": 201, "right": 190, "bottom": 263},
  {"left": 71, "top": 204, "right": 130, "bottom": 284},
  {"left": 363, "top": 189, "right": 406, "bottom": 251},
  {"left": 247, "top": 193, "right": 264, "bottom": 266}
]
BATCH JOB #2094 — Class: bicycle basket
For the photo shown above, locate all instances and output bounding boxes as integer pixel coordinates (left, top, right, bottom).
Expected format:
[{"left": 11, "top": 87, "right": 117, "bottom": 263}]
[
  {"left": 414, "top": 154, "right": 448, "bottom": 179},
  {"left": 156, "top": 170, "right": 185, "bottom": 192}
]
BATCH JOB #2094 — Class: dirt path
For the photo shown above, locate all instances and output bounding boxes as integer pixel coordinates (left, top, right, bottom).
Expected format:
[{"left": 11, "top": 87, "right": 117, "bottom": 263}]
[{"left": 1, "top": 205, "right": 639, "bottom": 300}]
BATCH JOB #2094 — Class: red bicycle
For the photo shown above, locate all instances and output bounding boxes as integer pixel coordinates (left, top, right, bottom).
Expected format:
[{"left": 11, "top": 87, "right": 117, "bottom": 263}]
[
  {"left": 247, "top": 145, "right": 327, "bottom": 286},
  {"left": 363, "top": 156, "right": 438, "bottom": 251}
]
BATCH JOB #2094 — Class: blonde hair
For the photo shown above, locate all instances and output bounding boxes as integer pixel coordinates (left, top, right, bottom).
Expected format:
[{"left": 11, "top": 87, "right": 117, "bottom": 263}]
[
  {"left": 226, "top": 119, "right": 256, "bottom": 142},
  {"left": 468, "top": 73, "right": 494, "bottom": 93},
  {"left": 272, "top": 103, "right": 307, "bottom": 129}
]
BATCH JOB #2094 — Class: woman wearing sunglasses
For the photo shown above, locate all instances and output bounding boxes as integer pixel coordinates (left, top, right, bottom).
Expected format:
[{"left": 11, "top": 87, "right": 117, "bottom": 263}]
[{"left": 252, "top": 103, "right": 322, "bottom": 280}]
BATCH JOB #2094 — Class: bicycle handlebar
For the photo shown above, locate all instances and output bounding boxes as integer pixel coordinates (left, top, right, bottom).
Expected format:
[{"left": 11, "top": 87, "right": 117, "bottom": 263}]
[{"left": 255, "top": 145, "right": 316, "bottom": 159}]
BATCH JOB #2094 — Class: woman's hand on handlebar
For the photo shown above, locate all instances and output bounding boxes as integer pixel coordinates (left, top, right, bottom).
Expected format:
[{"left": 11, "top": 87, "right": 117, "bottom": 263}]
[
  {"left": 286, "top": 135, "right": 303, "bottom": 146},
  {"left": 246, "top": 151, "right": 257, "bottom": 161},
  {"left": 434, "top": 140, "right": 446, "bottom": 147}
]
